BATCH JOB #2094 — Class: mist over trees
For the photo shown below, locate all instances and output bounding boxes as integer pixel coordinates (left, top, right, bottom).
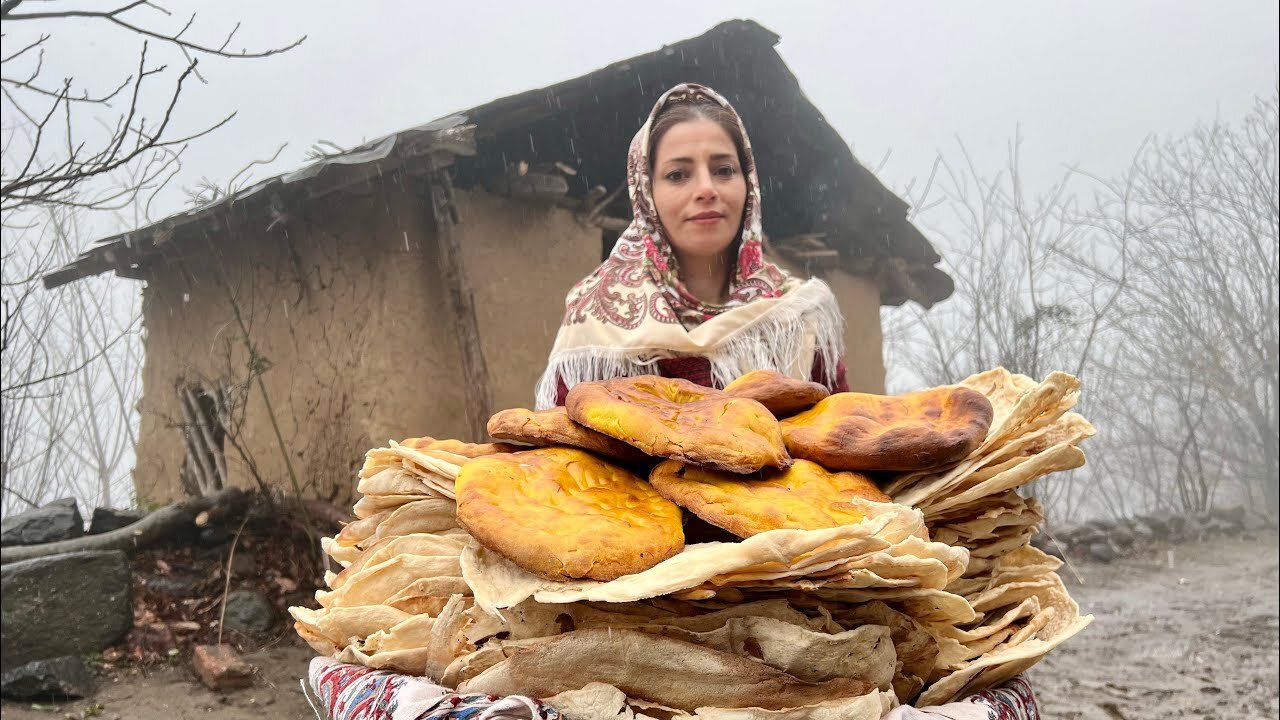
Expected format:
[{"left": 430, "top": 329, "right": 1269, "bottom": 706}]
[{"left": 886, "top": 88, "right": 1279, "bottom": 523}]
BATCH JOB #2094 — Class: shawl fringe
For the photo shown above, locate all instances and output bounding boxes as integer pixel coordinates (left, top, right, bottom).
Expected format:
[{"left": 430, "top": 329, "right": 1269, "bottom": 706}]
[{"left": 535, "top": 280, "right": 844, "bottom": 409}]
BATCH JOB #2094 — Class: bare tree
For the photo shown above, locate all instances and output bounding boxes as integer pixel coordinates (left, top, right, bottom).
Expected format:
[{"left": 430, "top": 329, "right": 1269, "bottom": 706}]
[
  {"left": 884, "top": 132, "right": 1114, "bottom": 524},
  {"left": 885, "top": 88, "right": 1279, "bottom": 523},
  {"left": 1071, "top": 88, "right": 1279, "bottom": 517},
  {"left": 1, "top": 1, "right": 303, "bottom": 214},
  {"left": 1, "top": 2, "right": 302, "bottom": 515},
  {"left": 1, "top": 201, "right": 141, "bottom": 514}
]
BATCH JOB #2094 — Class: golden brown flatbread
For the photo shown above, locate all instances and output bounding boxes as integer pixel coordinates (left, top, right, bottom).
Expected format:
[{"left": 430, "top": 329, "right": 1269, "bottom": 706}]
[
  {"left": 486, "top": 406, "right": 650, "bottom": 464},
  {"left": 566, "top": 375, "right": 791, "bottom": 474},
  {"left": 421, "top": 438, "right": 524, "bottom": 458},
  {"left": 648, "top": 459, "right": 890, "bottom": 538},
  {"left": 781, "top": 387, "right": 994, "bottom": 471},
  {"left": 723, "top": 369, "right": 830, "bottom": 417},
  {"left": 454, "top": 447, "right": 684, "bottom": 581}
]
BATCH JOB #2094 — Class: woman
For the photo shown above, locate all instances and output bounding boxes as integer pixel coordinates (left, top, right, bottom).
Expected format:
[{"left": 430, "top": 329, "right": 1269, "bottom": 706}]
[
  {"left": 536, "top": 83, "right": 847, "bottom": 409},
  {"left": 536, "top": 83, "right": 1041, "bottom": 720}
]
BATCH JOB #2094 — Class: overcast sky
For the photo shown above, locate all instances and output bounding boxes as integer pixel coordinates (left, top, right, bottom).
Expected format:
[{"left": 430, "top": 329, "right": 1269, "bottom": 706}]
[{"left": 6, "top": 0, "right": 1276, "bottom": 240}]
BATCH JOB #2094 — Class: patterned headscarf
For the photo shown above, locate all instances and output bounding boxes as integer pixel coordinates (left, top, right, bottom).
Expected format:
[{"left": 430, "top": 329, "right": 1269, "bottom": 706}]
[{"left": 535, "top": 83, "right": 844, "bottom": 409}]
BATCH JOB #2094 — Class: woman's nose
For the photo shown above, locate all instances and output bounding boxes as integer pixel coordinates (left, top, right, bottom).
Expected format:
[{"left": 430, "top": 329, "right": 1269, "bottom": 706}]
[{"left": 693, "top": 169, "right": 718, "bottom": 201}]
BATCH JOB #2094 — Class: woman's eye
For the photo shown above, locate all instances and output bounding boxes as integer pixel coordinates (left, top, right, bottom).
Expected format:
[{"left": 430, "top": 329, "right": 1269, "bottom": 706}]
[
  {"left": 664, "top": 170, "right": 686, "bottom": 182},
  {"left": 716, "top": 165, "right": 738, "bottom": 177}
]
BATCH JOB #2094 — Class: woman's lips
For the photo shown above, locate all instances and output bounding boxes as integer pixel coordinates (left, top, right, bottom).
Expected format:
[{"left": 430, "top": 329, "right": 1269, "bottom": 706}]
[{"left": 688, "top": 212, "right": 724, "bottom": 225}]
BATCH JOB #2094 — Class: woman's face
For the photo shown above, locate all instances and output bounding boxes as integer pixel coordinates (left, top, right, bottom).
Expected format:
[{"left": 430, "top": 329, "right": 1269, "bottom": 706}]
[{"left": 651, "top": 118, "right": 747, "bottom": 266}]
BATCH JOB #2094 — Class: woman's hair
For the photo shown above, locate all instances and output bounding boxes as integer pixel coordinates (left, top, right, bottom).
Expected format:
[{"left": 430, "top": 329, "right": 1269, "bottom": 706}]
[{"left": 648, "top": 95, "right": 749, "bottom": 172}]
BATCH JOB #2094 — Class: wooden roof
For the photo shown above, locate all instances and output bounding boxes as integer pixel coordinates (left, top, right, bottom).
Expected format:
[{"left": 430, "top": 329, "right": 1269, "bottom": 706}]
[{"left": 45, "top": 19, "right": 951, "bottom": 307}]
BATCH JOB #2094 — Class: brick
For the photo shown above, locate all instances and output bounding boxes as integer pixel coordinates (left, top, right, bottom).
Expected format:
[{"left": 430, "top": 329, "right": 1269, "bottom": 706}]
[{"left": 191, "top": 644, "right": 253, "bottom": 691}]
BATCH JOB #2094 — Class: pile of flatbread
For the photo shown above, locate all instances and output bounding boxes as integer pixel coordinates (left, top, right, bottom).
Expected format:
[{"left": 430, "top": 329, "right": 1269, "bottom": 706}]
[
  {"left": 886, "top": 368, "right": 1095, "bottom": 705},
  {"left": 291, "top": 368, "right": 1093, "bottom": 718}
]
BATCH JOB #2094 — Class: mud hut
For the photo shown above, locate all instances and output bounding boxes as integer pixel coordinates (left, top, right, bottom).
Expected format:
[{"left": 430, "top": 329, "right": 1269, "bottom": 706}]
[{"left": 45, "top": 20, "right": 953, "bottom": 506}]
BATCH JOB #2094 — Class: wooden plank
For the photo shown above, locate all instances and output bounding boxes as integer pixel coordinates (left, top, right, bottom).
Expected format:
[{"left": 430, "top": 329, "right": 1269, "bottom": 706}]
[
  {"left": 428, "top": 170, "right": 493, "bottom": 442},
  {"left": 177, "top": 386, "right": 219, "bottom": 496},
  {"left": 508, "top": 172, "right": 569, "bottom": 200},
  {"left": 183, "top": 385, "right": 228, "bottom": 492}
]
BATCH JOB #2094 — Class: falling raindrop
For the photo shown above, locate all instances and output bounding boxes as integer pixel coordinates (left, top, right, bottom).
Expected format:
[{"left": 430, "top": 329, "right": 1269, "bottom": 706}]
[{"left": 529, "top": 134, "right": 536, "bottom": 153}]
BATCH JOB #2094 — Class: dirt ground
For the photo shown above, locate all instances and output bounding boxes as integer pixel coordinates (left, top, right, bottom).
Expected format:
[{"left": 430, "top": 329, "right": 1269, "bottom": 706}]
[
  {"left": 4, "top": 532, "right": 1277, "bottom": 720},
  {"left": 0, "top": 635, "right": 321, "bottom": 720},
  {"left": 1032, "top": 531, "right": 1280, "bottom": 719}
]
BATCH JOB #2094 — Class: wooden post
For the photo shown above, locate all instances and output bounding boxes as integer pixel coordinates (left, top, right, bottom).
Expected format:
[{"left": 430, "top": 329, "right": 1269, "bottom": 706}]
[
  {"left": 177, "top": 386, "right": 218, "bottom": 495},
  {"left": 427, "top": 169, "right": 493, "bottom": 442}
]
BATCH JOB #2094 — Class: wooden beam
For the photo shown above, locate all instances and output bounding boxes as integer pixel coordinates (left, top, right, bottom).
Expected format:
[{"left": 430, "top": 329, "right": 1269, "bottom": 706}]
[
  {"left": 427, "top": 170, "right": 493, "bottom": 442},
  {"left": 596, "top": 215, "right": 630, "bottom": 234},
  {"left": 508, "top": 172, "right": 569, "bottom": 200}
]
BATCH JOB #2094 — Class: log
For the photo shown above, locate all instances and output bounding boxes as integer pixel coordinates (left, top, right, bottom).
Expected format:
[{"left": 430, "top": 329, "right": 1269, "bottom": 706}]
[
  {"left": 300, "top": 499, "right": 352, "bottom": 531},
  {"left": 0, "top": 487, "right": 246, "bottom": 564}
]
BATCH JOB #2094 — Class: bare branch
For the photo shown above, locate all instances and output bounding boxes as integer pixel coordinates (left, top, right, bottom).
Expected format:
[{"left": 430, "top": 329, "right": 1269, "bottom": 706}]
[{"left": 4, "top": 3, "right": 306, "bottom": 59}]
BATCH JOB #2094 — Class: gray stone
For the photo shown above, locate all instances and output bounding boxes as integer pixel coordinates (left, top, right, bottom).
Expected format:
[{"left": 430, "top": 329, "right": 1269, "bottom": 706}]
[
  {"left": 144, "top": 572, "right": 205, "bottom": 597},
  {"left": 1109, "top": 526, "right": 1137, "bottom": 549},
  {"left": 88, "top": 507, "right": 147, "bottom": 535},
  {"left": 1218, "top": 505, "right": 1247, "bottom": 523},
  {"left": 0, "top": 498, "right": 84, "bottom": 546},
  {"left": 1243, "top": 509, "right": 1278, "bottom": 532},
  {"left": 1032, "top": 534, "right": 1064, "bottom": 559},
  {"left": 230, "top": 552, "right": 257, "bottom": 578},
  {"left": 1187, "top": 509, "right": 1208, "bottom": 532},
  {"left": 1069, "top": 527, "right": 1106, "bottom": 546},
  {"left": 223, "top": 590, "right": 275, "bottom": 635},
  {"left": 1129, "top": 520, "right": 1155, "bottom": 541},
  {"left": 1137, "top": 514, "right": 1170, "bottom": 539},
  {"left": 198, "top": 526, "right": 229, "bottom": 546},
  {"left": 0, "top": 656, "right": 94, "bottom": 700},
  {"left": 1084, "top": 518, "right": 1113, "bottom": 533},
  {"left": 1088, "top": 541, "right": 1119, "bottom": 563},
  {"left": 0, "top": 551, "right": 133, "bottom": 672}
]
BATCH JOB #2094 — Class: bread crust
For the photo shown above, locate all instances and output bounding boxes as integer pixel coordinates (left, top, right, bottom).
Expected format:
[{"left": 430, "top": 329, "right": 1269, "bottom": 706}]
[
  {"left": 781, "top": 387, "right": 994, "bottom": 471},
  {"left": 566, "top": 375, "right": 791, "bottom": 474},
  {"left": 649, "top": 458, "right": 890, "bottom": 538},
  {"left": 455, "top": 447, "right": 684, "bottom": 581},
  {"left": 723, "top": 369, "right": 830, "bottom": 417}
]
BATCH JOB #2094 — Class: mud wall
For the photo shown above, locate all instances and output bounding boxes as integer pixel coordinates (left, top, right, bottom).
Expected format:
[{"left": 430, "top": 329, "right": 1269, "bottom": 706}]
[
  {"left": 451, "top": 191, "right": 605, "bottom": 414},
  {"left": 133, "top": 183, "right": 885, "bottom": 505},
  {"left": 133, "top": 181, "right": 601, "bottom": 506},
  {"left": 773, "top": 258, "right": 886, "bottom": 394}
]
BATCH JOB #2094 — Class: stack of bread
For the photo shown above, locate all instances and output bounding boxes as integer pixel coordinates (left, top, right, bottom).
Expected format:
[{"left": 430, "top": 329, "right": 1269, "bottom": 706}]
[
  {"left": 291, "top": 367, "right": 1093, "bottom": 718},
  {"left": 885, "top": 368, "right": 1095, "bottom": 704}
]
